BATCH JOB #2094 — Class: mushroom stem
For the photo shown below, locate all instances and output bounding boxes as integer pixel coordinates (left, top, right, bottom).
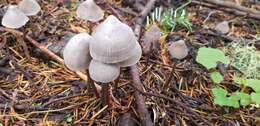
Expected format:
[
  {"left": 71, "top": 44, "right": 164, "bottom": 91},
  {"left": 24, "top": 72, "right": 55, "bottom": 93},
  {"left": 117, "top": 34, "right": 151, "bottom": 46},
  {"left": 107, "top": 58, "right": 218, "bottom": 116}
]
[
  {"left": 101, "top": 83, "right": 110, "bottom": 107},
  {"left": 113, "top": 72, "right": 120, "bottom": 90},
  {"left": 86, "top": 71, "right": 100, "bottom": 98}
]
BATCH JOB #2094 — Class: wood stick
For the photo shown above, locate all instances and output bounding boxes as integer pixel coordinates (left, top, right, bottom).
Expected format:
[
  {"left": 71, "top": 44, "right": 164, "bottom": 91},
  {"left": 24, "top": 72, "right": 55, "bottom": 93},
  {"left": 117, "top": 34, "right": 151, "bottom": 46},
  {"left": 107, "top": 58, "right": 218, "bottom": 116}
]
[
  {"left": 192, "top": 0, "right": 260, "bottom": 20},
  {"left": 203, "top": 0, "right": 260, "bottom": 15},
  {"left": 131, "top": 0, "right": 157, "bottom": 126}
]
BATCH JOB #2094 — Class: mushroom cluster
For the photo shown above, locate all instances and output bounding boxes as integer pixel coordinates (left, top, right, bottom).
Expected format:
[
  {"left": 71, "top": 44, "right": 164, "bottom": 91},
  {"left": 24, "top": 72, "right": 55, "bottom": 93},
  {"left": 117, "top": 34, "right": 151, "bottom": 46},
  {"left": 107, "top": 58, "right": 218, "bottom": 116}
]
[
  {"left": 1, "top": 0, "right": 41, "bottom": 28},
  {"left": 63, "top": 15, "right": 142, "bottom": 83}
]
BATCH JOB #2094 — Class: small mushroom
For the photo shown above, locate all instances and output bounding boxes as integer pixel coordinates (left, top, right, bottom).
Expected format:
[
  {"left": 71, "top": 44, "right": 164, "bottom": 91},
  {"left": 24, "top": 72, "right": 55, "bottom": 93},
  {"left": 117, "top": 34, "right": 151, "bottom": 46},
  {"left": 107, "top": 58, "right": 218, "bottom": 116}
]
[
  {"left": 88, "top": 60, "right": 120, "bottom": 83},
  {"left": 117, "top": 41, "right": 142, "bottom": 67},
  {"left": 168, "top": 40, "right": 189, "bottom": 60},
  {"left": 18, "top": 0, "right": 41, "bottom": 16},
  {"left": 63, "top": 33, "right": 92, "bottom": 72},
  {"left": 76, "top": 0, "right": 104, "bottom": 22},
  {"left": 1, "top": 5, "right": 29, "bottom": 28},
  {"left": 90, "top": 15, "right": 138, "bottom": 63},
  {"left": 142, "top": 23, "right": 161, "bottom": 54},
  {"left": 215, "top": 21, "right": 229, "bottom": 34}
]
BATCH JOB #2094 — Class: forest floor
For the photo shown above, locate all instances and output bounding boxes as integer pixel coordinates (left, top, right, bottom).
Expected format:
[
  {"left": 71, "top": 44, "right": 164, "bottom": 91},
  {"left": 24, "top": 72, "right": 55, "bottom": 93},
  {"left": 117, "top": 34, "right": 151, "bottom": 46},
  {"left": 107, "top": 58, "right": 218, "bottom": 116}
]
[{"left": 0, "top": 0, "right": 260, "bottom": 126}]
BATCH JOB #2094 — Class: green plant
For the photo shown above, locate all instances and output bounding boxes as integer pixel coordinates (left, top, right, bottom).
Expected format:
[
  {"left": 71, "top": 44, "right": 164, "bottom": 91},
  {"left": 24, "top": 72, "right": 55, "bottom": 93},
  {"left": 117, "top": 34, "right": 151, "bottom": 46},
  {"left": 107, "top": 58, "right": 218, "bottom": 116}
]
[
  {"left": 196, "top": 47, "right": 260, "bottom": 108},
  {"left": 146, "top": 0, "right": 192, "bottom": 33},
  {"left": 212, "top": 87, "right": 255, "bottom": 108},
  {"left": 212, "top": 87, "right": 239, "bottom": 108},
  {"left": 234, "top": 76, "right": 260, "bottom": 104},
  {"left": 65, "top": 113, "right": 73, "bottom": 123},
  {"left": 161, "top": 9, "right": 192, "bottom": 31},
  {"left": 32, "top": 102, "right": 42, "bottom": 106},
  {"left": 210, "top": 71, "right": 224, "bottom": 84}
]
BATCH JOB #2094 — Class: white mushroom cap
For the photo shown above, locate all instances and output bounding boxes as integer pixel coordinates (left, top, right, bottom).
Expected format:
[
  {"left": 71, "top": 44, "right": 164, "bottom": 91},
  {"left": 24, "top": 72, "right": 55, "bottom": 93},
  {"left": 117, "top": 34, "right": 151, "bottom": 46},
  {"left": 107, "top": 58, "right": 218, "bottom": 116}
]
[
  {"left": 18, "top": 0, "right": 41, "bottom": 16},
  {"left": 117, "top": 41, "right": 142, "bottom": 67},
  {"left": 76, "top": 0, "right": 104, "bottom": 22},
  {"left": 89, "top": 60, "right": 120, "bottom": 83},
  {"left": 1, "top": 5, "right": 29, "bottom": 29},
  {"left": 63, "top": 33, "right": 92, "bottom": 72},
  {"left": 168, "top": 40, "right": 189, "bottom": 60},
  {"left": 90, "top": 15, "right": 137, "bottom": 63},
  {"left": 215, "top": 21, "right": 229, "bottom": 34}
]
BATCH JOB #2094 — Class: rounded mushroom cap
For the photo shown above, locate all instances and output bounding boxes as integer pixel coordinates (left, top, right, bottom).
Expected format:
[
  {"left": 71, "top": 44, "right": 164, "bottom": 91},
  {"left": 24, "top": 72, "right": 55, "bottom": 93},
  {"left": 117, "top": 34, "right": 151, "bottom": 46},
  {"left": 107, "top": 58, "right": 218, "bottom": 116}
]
[
  {"left": 1, "top": 5, "right": 29, "bottom": 29},
  {"left": 76, "top": 0, "right": 104, "bottom": 22},
  {"left": 63, "top": 33, "right": 92, "bottom": 72},
  {"left": 117, "top": 41, "right": 142, "bottom": 67},
  {"left": 89, "top": 60, "right": 120, "bottom": 83},
  {"left": 18, "top": 0, "right": 41, "bottom": 16},
  {"left": 90, "top": 15, "right": 137, "bottom": 63},
  {"left": 168, "top": 40, "right": 189, "bottom": 60},
  {"left": 215, "top": 21, "right": 229, "bottom": 34}
]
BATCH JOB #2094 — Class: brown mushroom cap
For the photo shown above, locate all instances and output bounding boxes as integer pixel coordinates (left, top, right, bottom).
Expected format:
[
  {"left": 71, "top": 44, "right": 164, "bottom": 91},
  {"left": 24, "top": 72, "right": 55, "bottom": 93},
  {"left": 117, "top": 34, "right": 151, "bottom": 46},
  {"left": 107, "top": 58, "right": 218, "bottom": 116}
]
[
  {"left": 18, "top": 0, "right": 41, "bottom": 16},
  {"left": 89, "top": 60, "right": 120, "bottom": 83},
  {"left": 1, "top": 5, "right": 29, "bottom": 29},
  {"left": 168, "top": 40, "right": 189, "bottom": 60},
  {"left": 76, "top": 0, "right": 104, "bottom": 22},
  {"left": 90, "top": 15, "right": 137, "bottom": 63},
  {"left": 142, "top": 23, "right": 161, "bottom": 54},
  {"left": 117, "top": 41, "right": 142, "bottom": 67},
  {"left": 63, "top": 33, "right": 92, "bottom": 72}
]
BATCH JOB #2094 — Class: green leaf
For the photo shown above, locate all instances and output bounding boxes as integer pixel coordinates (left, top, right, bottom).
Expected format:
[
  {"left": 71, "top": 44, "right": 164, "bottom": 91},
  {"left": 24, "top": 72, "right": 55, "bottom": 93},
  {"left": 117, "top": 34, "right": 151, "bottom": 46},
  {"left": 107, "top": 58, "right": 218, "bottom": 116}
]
[
  {"left": 235, "top": 92, "right": 251, "bottom": 106},
  {"left": 65, "top": 113, "right": 73, "bottom": 123},
  {"left": 246, "top": 79, "right": 260, "bottom": 92},
  {"left": 210, "top": 71, "right": 224, "bottom": 84},
  {"left": 0, "top": 122, "right": 3, "bottom": 126},
  {"left": 212, "top": 87, "right": 227, "bottom": 98},
  {"left": 161, "top": 9, "right": 176, "bottom": 31},
  {"left": 227, "top": 95, "right": 240, "bottom": 108},
  {"left": 251, "top": 92, "right": 260, "bottom": 104},
  {"left": 196, "top": 47, "right": 229, "bottom": 69},
  {"left": 212, "top": 87, "right": 228, "bottom": 106},
  {"left": 214, "top": 97, "right": 228, "bottom": 106},
  {"left": 233, "top": 77, "right": 260, "bottom": 92},
  {"left": 67, "top": 116, "right": 72, "bottom": 123},
  {"left": 32, "top": 102, "right": 42, "bottom": 106}
]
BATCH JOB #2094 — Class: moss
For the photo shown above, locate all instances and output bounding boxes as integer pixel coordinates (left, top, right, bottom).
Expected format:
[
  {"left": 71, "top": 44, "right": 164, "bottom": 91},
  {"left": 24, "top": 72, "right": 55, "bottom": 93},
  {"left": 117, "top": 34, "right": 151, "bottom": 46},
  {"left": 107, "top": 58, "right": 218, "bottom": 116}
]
[{"left": 224, "top": 41, "right": 260, "bottom": 79}]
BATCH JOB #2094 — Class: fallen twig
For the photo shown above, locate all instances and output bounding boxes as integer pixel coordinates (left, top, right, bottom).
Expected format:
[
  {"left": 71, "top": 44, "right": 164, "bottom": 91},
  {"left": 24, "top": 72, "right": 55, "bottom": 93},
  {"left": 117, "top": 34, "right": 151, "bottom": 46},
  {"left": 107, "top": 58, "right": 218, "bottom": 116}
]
[
  {"left": 203, "top": 0, "right": 260, "bottom": 15},
  {"left": 130, "top": 65, "right": 154, "bottom": 126},
  {"left": 42, "top": 92, "right": 92, "bottom": 107},
  {"left": 0, "top": 101, "right": 89, "bottom": 117},
  {"left": 0, "top": 88, "right": 16, "bottom": 102},
  {"left": 130, "top": 83, "right": 213, "bottom": 126},
  {"left": 193, "top": 0, "right": 260, "bottom": 20},
  {"left": 131, "top": 0, "right": 157, "bottom": 126}
]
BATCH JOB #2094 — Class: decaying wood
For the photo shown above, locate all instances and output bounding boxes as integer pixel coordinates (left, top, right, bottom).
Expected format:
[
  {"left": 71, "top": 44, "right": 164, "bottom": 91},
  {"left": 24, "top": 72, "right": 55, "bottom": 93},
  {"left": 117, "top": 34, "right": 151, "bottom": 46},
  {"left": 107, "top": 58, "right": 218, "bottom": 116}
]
[{"left": 131, "top": 0, "right": 157, "bottom": 126}]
